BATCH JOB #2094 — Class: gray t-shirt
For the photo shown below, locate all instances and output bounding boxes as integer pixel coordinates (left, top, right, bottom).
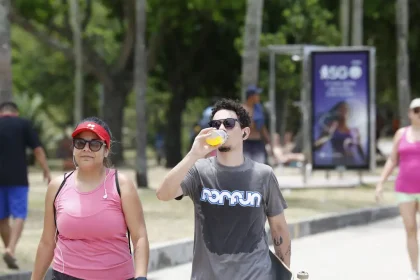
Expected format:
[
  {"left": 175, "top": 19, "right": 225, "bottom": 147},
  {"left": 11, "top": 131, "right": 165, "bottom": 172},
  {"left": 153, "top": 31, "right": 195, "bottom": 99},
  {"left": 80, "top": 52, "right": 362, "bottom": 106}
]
[{"left": 179, "top": 157, "right": 288, "bottom": 280}]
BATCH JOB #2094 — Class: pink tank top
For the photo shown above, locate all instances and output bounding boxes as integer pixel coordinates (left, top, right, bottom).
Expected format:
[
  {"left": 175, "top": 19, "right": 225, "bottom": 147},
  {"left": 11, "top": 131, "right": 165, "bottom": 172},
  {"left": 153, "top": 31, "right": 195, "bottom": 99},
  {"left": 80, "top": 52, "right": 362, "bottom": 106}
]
[
  {"left": 53, "top": 169, "right": 134, "bottom": 279},
  {"left": 395, "top": 128, "right": 420, "bottom": 193}
]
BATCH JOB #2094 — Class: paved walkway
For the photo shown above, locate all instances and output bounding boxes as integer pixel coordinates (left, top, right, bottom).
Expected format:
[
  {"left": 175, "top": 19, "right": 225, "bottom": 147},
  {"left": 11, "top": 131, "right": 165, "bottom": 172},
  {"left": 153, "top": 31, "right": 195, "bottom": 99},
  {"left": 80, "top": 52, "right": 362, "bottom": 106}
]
[{"left": 149, "top": 217, "right": 412, "bottom": 280}]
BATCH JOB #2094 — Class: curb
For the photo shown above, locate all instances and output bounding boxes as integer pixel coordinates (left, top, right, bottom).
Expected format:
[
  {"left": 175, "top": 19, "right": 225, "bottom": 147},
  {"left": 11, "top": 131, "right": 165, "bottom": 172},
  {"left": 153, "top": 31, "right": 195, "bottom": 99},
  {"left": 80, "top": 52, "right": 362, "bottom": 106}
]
[
  {"left": 0, "top": 205, "right": 399, "bottom": 279},
  {"left": 277, "top": 175, "right": 395, "bottom": 189}
]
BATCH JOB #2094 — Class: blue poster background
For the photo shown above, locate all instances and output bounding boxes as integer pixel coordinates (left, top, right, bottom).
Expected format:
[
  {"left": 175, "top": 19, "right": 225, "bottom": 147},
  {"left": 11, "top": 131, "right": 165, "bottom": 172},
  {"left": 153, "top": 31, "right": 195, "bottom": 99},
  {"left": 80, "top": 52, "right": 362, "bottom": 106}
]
[{"left": 311, "top": 51, "right": 370, "bottom": 169}]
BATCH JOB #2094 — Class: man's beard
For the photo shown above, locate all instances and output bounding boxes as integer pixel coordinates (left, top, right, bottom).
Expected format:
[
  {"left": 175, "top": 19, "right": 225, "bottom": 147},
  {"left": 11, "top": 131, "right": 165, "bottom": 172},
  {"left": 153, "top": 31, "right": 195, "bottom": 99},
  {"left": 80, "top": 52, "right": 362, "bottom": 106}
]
[{"left": 218, "top": 146, "right": 231, "bottom": 152}]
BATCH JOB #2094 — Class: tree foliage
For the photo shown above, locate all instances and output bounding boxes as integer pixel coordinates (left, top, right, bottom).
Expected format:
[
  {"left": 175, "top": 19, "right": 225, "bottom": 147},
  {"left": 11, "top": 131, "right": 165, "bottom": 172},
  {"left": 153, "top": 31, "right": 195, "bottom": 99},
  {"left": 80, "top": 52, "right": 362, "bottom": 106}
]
[{"left": 9, "top": 0, "right": 420, "bottom": 165}]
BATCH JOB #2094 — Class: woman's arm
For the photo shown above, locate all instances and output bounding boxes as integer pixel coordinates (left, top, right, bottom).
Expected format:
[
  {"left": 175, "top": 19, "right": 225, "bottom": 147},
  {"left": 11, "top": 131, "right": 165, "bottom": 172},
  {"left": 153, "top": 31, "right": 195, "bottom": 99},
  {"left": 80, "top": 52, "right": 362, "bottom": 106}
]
[
  {"left": 313, "top": 121, "right": 338, "bottom": 150},
  {"left": 379, "top": 127, "right": 405, "bottom": 184},
  {"left": 31, "top": 176, "right": 62, "bottom": 280},
  {"left": 352, "top": 129, "right": 365, "bottom": 160},
  {"left": 119, "top": 172, "right": 149, "bottom": 278}
]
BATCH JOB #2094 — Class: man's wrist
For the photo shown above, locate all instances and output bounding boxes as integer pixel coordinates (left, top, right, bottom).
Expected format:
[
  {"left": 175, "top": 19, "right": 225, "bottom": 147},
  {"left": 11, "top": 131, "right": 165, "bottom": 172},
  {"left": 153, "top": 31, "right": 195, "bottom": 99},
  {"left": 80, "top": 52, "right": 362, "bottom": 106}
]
[{"left": 186, "top": 151, "right": 201, "bottom": 162}]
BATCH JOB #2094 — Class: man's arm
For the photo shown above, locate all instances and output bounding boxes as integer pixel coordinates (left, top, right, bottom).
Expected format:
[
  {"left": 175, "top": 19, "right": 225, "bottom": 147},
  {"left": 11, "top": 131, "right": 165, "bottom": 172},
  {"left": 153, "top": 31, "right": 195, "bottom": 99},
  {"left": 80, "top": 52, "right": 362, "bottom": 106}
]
[
  {"left": 265, "top": 171, "right": 290, "bottom": 266},
  {"left": 261, "top": 125, "right": 271, "bottom": 145},
  {"left": 33, "top": 147, "right": 51, "bottom": 182},
  {"left": 156, "top": 152, "right": 199, "bottom": 201},
  {"left": 25, "top": 120, "right": 51, "bottom": 183},
  {"left": 156, "top": 127, "right": 216, "bottom": 201},
  {"left": 268, "top": 213, "right": 291, "bottom": 267}
]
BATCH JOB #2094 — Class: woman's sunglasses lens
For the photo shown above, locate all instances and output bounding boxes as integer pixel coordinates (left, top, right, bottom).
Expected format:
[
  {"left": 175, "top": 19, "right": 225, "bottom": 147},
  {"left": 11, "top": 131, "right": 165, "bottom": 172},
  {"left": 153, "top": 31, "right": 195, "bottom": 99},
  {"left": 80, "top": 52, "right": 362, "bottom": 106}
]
[
  {"left": 90, "top": 141, "right": 102, "bottom": 151},
  {"left": 74, "top": 139, "right": 86, "bottom": 149}
]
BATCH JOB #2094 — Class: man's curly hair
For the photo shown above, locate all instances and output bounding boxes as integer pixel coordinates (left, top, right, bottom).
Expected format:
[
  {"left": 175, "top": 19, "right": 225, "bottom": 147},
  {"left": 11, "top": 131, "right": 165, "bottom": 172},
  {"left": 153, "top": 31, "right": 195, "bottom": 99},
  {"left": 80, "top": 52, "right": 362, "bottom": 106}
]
[{"left": 211, "top": 98, "right": 251, "bottom": 128}]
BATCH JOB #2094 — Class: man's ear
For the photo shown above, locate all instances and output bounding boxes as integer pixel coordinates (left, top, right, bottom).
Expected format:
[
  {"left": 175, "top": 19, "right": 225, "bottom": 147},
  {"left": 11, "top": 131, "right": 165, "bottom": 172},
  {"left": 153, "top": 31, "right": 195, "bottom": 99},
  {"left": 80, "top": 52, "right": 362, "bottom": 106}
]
[{"left": 242, "top": 127, "right": 251, "bottom": 140}]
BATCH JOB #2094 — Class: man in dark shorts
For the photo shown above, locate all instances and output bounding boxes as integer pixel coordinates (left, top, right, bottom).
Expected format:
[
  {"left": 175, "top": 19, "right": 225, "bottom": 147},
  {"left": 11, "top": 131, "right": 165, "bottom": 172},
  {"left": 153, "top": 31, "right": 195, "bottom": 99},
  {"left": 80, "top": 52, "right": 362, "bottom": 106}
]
[
  {"left": 0, "top": 102, "right": 51, "bottom": 269},
  {"left": 157, "top": 98, "right": 291, "bottom": 279}
]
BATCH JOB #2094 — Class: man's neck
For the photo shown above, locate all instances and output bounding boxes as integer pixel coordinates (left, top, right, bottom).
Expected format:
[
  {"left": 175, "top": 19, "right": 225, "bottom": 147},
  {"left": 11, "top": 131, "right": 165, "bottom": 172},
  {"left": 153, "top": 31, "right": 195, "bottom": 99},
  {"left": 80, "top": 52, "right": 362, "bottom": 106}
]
[
  {"left": 216, "top": 148, "right": 244, "bottom": 167},
  {"left": 0, "top": 111, "right": 18, "bottom": 117}
]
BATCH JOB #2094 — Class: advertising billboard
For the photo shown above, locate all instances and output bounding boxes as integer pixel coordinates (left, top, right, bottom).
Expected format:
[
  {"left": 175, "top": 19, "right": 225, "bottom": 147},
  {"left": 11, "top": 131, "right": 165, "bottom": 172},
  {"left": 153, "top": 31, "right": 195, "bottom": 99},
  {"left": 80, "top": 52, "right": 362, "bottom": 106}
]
[{"left": 311, "top": 51, "right": 371, "bottom": 169}]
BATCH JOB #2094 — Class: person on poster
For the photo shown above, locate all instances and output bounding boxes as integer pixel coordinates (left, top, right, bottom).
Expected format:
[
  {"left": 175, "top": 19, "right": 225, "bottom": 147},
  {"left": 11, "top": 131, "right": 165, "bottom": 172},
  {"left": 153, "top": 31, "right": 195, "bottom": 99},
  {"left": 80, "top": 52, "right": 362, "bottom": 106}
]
[{"left": 313, "top": 101, "right": 365, "bottom": 165}]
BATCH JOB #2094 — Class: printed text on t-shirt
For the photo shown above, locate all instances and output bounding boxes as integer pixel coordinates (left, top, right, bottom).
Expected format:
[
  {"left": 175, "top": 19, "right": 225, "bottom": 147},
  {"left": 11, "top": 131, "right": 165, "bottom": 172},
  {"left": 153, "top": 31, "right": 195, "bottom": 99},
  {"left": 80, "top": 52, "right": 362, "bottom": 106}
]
[{"left": 200, "top": 187, "right": 262, "bottom": 207}]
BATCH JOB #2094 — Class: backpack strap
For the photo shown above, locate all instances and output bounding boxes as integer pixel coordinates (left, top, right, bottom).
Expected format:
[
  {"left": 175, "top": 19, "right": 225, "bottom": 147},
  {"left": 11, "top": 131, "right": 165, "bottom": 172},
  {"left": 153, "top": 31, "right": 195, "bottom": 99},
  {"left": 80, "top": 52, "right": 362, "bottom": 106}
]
[
  {"left": 53, "top": 170, "right": 75, "bottom": 231},
  {"left": 115, "top": 170, "right": 132, "bottom": 255}
]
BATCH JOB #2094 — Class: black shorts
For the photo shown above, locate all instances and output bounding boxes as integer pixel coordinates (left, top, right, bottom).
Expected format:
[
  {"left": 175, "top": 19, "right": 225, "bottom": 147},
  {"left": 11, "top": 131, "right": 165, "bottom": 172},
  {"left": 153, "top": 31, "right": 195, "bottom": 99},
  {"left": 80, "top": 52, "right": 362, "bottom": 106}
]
[{"left": 52, "top": 270, "right": 135, "bottom": 280}]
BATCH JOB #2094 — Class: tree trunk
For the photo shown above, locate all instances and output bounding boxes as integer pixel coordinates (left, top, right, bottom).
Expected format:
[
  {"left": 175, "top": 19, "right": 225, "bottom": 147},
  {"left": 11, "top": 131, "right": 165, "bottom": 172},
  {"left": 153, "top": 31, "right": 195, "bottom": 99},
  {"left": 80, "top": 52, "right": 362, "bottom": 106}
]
[
  {"left": 69, "top": 0, "right": 84, "bottom": 124},
  {"left": 351, "top": 0, "right": 363, "bottom": 46},
  {"left": 396, "top": 0, "right": 411, "bottom": 127},
  {"left": 134, "top": 0, "right": 148, "bottom": 188},
  {"left": 0, "top": 0, "right": 12, "bottom": 103},
  {"left": 340, "top": 0, "right": 350, "bottom": 46},
  {"left": 102, "top": 83, "right": 126, "bottom": 165},
  {"left": 240, "top": 0, "right": 264, "bottom": 102},
  {"left": 164, "top": 91, "right": 186, "bottom": 168}
]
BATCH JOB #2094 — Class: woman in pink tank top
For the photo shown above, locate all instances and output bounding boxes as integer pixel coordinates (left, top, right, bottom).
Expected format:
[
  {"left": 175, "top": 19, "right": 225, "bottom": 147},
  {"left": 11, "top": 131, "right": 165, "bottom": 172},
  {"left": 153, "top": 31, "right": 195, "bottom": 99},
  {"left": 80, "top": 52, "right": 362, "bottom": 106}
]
[
  {"left": 376, "top": 98, "right": 420, "bottom": 280},
  {"left": 31, "top": 117, "right": 149, "bottom": 280}
]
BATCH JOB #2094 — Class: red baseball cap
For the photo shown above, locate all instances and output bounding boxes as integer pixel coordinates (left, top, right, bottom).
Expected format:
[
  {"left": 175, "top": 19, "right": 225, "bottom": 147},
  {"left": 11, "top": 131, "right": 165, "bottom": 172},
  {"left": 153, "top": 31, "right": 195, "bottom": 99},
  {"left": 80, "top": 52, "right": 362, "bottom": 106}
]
[{"left": 72, "top": 122, "right": 111, "bottom": 148}]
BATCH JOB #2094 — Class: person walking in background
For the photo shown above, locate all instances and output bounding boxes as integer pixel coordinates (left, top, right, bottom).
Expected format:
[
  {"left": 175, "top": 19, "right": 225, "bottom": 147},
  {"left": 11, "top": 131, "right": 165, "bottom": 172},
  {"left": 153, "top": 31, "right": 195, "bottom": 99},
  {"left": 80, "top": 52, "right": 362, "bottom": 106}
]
[
  {"left": 154, "top": 132, "right": 165, "bottom": 166},
  {"left": 0, "top": 102, "right": 51, "bottom": 270},
  {"left": 56, "top": 127, "right": 74, "bottom": 171},
  {"left": 376, "top": 98, "right": 420, "bottom": 280},
  {"left": 197, "top": 97, "right": 219, "bottom": 158},
  {"left": 31, "top": 117, "right": 149, "bottom": 280},
  {"left": 242, "top": 85, "right": 275, "bottom": 165},
  {"left": 157, "top": 99, "right": 291, "bottom": 280},
  {"left": 272, "top": 133, "right": 305, "bottom": 167}
]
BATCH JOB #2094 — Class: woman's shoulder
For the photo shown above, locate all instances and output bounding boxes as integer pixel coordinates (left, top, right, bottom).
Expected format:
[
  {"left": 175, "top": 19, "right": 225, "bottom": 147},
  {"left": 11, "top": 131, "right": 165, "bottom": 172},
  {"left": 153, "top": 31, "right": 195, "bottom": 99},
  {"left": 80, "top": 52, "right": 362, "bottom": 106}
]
[
  {"left": 395, "top": 126, "right": 408, "bottom": 137},
  {"left": 113, "top": 169, "right": 136, "bottom": 192},
  {"left": 48, "top": 171, "right": 75, "bottom": 200}
]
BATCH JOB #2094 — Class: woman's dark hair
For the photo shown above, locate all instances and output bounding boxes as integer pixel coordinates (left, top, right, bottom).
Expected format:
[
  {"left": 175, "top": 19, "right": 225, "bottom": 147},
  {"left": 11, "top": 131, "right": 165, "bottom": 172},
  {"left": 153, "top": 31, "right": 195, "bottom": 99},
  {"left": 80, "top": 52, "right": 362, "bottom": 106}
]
[
  {"left": 211, "top": 98, "right": 251, "bottom": 128},
  {"left": 76, "top": 116, "right": 113, "bottom": 168},
  {"left": 317, "top": 101, "right": 349, "bottom": 125},
  {"left": 330, "top": 101, "right": 348, "bottom": 113}
]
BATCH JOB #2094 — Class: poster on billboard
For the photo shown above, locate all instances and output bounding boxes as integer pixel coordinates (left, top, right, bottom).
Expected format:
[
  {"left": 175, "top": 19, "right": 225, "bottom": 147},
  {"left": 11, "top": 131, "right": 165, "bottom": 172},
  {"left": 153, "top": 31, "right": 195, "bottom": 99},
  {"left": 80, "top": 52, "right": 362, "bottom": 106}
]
[{"left": 310, "top": 50, "right": 371, "bottom": 170}]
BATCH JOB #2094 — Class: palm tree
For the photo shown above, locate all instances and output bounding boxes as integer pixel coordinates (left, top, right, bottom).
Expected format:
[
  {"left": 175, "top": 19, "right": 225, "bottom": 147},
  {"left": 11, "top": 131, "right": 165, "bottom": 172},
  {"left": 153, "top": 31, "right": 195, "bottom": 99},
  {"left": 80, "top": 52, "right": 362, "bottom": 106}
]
[
  {"left": 0, "top": 0, "right": 13, "bottom": 103},
  {"left": 134, "top": 0, "right": 148, "bottom": 188},
  {"left": 351, "top": 0, "right": 363, "bottom": 46},
  {"left": 396, "top": 0, "right": 411, "bottom": 127},
  {"left": 340, "top": 0, "right": 350, "bottom": 46},
  {"left": 69, "top": 0, "right": 84, "bottom": 124},
  {"left": 240, "top": 0, "right": 264, "bottom": 102}
]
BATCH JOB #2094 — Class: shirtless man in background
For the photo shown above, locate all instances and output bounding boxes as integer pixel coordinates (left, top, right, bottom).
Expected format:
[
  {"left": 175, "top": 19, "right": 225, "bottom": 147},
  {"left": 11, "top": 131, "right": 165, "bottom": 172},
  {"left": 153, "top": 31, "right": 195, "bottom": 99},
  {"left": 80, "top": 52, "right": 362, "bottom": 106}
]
[{"left": 242, "top": 85, "right": 274, "bottom": 164}]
